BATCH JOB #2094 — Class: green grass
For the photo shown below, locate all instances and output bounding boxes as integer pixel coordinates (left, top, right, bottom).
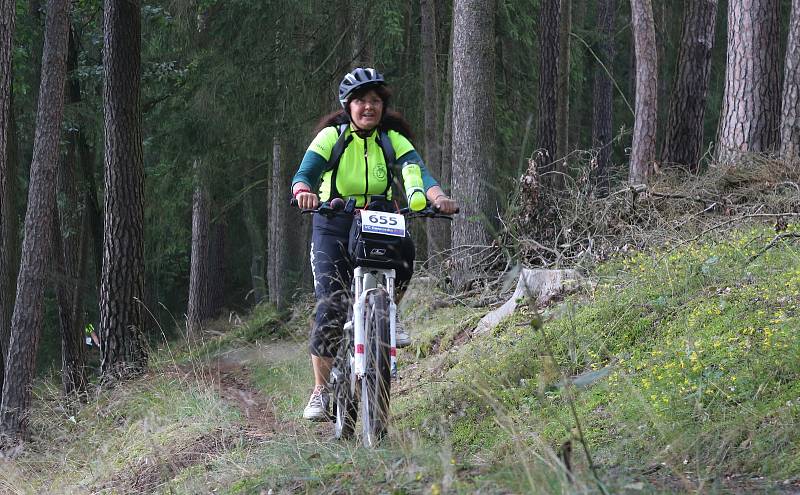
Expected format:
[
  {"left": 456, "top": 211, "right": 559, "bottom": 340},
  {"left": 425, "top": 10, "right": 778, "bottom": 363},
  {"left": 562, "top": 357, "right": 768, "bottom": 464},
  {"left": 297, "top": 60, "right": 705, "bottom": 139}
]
[
  {"left": 394, "top": 224, "right": 800, "bottom": 492},
  {"left": 3, "top": 224, "right": 798, "bottom": 494},
  {"left": 5, "top": 370, "right": 241, "bottom": 493}
]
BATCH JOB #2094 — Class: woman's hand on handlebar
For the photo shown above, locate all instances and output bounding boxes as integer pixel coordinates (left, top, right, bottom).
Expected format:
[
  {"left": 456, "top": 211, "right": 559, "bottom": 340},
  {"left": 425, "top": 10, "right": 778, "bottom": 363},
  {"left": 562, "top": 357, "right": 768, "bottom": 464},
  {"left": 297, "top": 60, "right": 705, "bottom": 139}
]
[
  {"left": 433, "top": 196, "right": 459, "bottom": 215},
  {"left": 295, "top": 191, "right": 320, "bottom": 210}
]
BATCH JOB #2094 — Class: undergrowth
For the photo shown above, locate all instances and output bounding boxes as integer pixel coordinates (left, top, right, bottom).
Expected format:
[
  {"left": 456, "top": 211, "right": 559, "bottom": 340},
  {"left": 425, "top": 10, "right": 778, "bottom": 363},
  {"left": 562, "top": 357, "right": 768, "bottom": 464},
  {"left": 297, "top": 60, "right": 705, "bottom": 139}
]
[
  {"left": 1, "top": 224, "right": 798, "bottom": 494},
  {"left": 396, "top": 223, "right": 800, "bottom": 492}
]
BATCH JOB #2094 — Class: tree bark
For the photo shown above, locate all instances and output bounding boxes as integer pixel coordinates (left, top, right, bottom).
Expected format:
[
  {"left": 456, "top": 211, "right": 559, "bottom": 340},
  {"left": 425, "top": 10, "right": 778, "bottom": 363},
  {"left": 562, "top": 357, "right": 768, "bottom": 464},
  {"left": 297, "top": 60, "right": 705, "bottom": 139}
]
[
  {"left": 781, "top": 0, "right": 800, "bottom": 163},
  {"left": 243, "top": 179, "right": 266, "bottom": 304},
  {"left": 557, "top": 0, "right": 572, "bottom": 163},
  {"left": 99, "top": 0, "right": 147, "bottom": 378},
  {"left": 206, "top": 218, "right": 226, "bottom": 318},
  {"left": 451, "top": 0, "right": 496, "bottom": 289},
  {"left": 436, "top": 12, "right": 454, "bottom": 258},
  {"left": 0, "top": 0, "right": 70, "bottom": 442},
  {"left": 268, "top": 137, "right": 287, "bottom": 309},
  {"left": 629, "top": 0, "right": 658, "bottom": 185},
  {"left": 569, "top": 0, "right": 588, "bottom": 151},
  {"left": 0, "top": 110, "right": 18, "bottom": 398},
  {"left": 400, "top": 1, "right": 415, "bottom": 76},
  {"left": 349, "top": 0, "right": 373, "bottom": 67},
  {"left": 52, "top": 199, "right": 88, "bottom": 397},
  {"left": 716, "top": 0, "right": 781, "bottom": 162},
  {"left": 79, "top": 129, "right": 102, "bottom": 290},
  {"left": 591, "top": 0, "right": 617, "bottom": 194},
  {"left": 421, "top": 0, "right": 447, "bottom": 256},
  {"left": 187, "top": 160, "right": 210, "bottom": 337},
  {"left": 661, "top": 0, "right": 718, "bottom": 170},
  {"left": 53, "top": 24, "right": 88, "bottom": 396},
  {"left": 440, "top": 45, "right": 454, "bottom": 248},
  {"left": 0, "top": 0, "right": 18, "bottom": 396},
  {"left": 536, "top": 0, "right": 560, "bottom": 183}
]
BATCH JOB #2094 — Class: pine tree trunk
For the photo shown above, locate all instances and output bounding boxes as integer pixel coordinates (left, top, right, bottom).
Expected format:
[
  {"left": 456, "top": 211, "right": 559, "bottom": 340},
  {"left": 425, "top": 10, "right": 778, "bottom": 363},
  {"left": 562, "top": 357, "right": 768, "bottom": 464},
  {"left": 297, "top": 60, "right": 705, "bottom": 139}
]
[
  {"left": 79, "top": 129, "right": 102, "bottom": 290},
  {"left": 0, "top": 111, "right": 18, "bottom": 397},
  {"left": 349, "top": 0, "right": 373, "bottom": 66},
  {"left": 187, "top": 160, "right": 210, "bottom": 337},
  {"left": 0, "top": 0, "right": 70, "bottom": 442},
  {"left": 400, "top": 2, "right": 415, "bottom": 76},
  {"left": 591, "top": 0, "right": 616, "bottom": 194},
  {"left": 557, "top": 0, "right": 571, "bottom": 166},
  {"left": 67, "top": 24, "right": 102, "bottom": 293},
  {"left": 421, "top": 0, "right": 447, "bottom": 256},
  {"left": 54, "top": 22, "right": 88, "bottom": 397},
  {"left": 451, "top": 0, "right": 496, "bottom": 289},
  {"left": 0, "top": 0, "right": 18, "bottom": 395},
  {"left": 781, "top": 0, "right": 800, "bottom": 163},
  {"left": 435, "top": 15, "right": 454, "bottom": 258},
  {"left": 629, "top": 0, "right": 658, "bottom": 185},
  {"left": 243, "top": 181, "right": 266, "bottom": 304},
  {"left": 206, "top": 219, "right": 226, "bottom": 318},
  {"left": 716, "top": 0, "right": 781, "bottom": 162},
  {"left": 99, "top": 0, "right": 147, "bottom": 378},
  {"left": 52, "top": 201, "right": 87, "bottom": 397},
  {"left": 268, "top": 137, "right": 287, "bottom": 309},
  {"left": 569, "top": 0, "right": 588, "bottom": 151},
  {"left": 536, "top": 0, "right": 559, "bottom": 183},
  {"left": 661, "top": 0, "right": 718, "bottom": 170}
]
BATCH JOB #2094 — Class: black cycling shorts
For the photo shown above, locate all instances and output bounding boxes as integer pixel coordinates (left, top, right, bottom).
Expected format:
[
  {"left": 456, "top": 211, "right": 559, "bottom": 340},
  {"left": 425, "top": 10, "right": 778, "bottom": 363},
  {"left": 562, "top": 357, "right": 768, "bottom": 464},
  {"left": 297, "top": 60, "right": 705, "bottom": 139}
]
[{"left": 308, "top": 211, "right": 414, "bottom": 358}]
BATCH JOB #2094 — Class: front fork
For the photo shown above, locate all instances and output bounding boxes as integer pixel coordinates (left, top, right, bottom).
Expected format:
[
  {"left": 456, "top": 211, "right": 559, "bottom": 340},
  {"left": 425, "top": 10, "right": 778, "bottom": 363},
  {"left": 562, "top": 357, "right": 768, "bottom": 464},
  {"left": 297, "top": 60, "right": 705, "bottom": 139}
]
[{"left": 352, "top": 267, "right": 397, "bottom": 380}]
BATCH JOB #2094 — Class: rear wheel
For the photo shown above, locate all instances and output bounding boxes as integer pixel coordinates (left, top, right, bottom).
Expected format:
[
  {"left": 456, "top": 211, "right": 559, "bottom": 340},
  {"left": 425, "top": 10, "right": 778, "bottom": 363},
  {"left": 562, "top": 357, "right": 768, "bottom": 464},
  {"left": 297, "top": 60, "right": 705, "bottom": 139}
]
[
  {"left": 333, "top": 324, "right": 358, "bottom": 439},
  {"left": 361, "top": 289, "right": 391, "bottom": 448}
]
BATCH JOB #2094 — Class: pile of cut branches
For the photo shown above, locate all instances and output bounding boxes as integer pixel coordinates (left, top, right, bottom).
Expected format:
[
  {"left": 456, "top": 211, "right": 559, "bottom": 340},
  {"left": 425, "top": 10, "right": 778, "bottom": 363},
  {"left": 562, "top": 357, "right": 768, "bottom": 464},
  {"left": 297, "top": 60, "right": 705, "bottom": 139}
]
[
  {"left": 508, "top": 152, "right": 800, "bottom": 270},
  {"left": 419, "top": 152, "right": 799, "bottom": 300}
]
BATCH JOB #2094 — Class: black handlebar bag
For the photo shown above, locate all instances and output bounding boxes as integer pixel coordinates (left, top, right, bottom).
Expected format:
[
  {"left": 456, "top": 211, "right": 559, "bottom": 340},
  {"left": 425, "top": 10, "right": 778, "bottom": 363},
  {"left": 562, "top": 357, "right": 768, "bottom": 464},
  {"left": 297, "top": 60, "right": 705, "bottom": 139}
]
[{"left": 348, "top": 200, "right": 415, "bottom": 281}]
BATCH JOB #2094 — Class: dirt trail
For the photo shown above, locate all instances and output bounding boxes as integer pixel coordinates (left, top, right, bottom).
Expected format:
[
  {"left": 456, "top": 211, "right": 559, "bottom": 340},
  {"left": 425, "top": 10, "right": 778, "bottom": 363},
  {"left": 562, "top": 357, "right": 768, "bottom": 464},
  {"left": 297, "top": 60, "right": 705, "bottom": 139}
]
[
  {"left": 106, "top": 342, "right": 305, "bottom": 492},
  {"left": 183, "top": 340, "right": 303, "bottom": 437}
]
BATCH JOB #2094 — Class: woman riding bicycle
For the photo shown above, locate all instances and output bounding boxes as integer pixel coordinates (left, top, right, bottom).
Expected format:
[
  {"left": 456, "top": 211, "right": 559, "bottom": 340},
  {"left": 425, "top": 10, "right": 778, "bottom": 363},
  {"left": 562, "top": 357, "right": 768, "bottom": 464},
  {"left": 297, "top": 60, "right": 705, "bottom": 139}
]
[{"left": 291, "top": 67, "right": 458, "bottom": 421}]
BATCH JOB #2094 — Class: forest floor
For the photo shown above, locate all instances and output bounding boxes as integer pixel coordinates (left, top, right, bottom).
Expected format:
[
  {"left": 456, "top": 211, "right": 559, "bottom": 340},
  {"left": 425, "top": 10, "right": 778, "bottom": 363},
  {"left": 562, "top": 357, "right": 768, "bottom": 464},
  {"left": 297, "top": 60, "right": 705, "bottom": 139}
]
[{"left": 2, "top": 222, "right": 800, "bottom": 494}]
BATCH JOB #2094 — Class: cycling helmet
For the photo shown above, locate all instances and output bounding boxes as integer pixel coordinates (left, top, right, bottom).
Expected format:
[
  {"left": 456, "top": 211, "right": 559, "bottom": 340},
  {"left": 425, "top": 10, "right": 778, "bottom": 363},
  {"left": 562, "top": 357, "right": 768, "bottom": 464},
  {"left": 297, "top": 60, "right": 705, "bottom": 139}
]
[{"left": 338, "top": 67, "right": 385, "bottom": 108}]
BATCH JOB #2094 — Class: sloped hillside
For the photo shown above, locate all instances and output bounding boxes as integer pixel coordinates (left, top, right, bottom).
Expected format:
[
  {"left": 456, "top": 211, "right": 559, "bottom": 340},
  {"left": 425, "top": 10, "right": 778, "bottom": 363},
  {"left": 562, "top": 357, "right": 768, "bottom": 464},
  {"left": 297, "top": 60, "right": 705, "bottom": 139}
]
[{"left": 1, "top": 225, "right": 798, "bottom": 494}]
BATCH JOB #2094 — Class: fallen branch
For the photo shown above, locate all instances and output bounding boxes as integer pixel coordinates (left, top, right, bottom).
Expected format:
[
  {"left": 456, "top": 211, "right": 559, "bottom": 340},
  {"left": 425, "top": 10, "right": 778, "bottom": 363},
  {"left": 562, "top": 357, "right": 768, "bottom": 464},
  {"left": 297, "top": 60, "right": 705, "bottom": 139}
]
[
  {"left": 473, "top": 268, "right": 585, "bottom": 335},
  {"left": 747, "top": 232, "right": 800, "bottom": 263}
]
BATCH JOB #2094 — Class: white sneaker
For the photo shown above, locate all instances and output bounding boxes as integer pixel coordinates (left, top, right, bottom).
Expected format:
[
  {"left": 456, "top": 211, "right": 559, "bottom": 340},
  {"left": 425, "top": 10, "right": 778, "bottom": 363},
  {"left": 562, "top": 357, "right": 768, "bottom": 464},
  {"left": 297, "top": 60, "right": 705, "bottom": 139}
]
[
  {"left": 395, "top": 319, "right": 411, "bottom": 348},
  {"left": 302, "top": 385, "right": 330, "bottom": 421}
]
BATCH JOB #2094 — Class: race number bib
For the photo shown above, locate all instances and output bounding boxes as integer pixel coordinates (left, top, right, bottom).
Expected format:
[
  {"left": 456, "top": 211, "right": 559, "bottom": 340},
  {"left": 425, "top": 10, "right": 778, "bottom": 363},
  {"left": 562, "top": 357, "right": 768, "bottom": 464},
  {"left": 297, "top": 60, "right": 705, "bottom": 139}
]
[{"left": 361, "top": 211, "right": 406, "bottom": 237}]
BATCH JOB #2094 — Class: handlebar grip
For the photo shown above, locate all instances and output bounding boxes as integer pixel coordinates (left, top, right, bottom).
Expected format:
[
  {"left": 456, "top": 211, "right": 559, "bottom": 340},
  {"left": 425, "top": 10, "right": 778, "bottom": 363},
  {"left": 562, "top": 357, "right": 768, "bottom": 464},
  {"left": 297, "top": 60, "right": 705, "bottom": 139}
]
[{"left": 431, "top": 205, "right": 460, "bottom": 215}]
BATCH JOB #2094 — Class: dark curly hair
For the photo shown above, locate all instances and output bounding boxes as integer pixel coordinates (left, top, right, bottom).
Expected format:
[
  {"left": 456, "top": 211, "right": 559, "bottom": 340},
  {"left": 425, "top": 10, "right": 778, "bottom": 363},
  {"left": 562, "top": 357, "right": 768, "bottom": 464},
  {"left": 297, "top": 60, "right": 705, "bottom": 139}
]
[{"left": 314, "top": 85, "right": 415, "bottom": 140}]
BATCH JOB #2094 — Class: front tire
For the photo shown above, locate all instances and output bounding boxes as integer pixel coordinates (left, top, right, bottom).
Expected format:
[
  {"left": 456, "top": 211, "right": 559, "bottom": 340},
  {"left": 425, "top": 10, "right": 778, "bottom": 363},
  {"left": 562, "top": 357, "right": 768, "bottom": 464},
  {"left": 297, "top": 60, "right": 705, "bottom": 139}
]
[
  {"left": 333, "top": 328, "right": 358, "bottom": 439},
  {"left": 361, "top": 289, "right": 391, "bottom": 448}
]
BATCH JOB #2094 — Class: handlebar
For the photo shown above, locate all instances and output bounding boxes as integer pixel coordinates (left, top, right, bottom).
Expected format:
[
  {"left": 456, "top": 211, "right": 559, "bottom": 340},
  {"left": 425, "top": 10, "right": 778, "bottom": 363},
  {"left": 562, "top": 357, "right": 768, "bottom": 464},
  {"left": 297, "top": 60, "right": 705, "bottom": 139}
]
[{"left": 289, "top": 197, "right": 458, "bottom": 219}]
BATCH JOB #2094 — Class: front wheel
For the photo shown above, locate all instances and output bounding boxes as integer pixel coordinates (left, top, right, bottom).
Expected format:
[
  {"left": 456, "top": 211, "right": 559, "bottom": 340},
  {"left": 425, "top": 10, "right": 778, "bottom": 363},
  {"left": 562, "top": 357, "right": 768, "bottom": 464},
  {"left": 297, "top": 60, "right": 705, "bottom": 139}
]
[
  {"left": 361, "top": 289, "right": 391, "bottom": 448},
  {"left": 333, "top": 326, "right": 358, "bottom": 439}
]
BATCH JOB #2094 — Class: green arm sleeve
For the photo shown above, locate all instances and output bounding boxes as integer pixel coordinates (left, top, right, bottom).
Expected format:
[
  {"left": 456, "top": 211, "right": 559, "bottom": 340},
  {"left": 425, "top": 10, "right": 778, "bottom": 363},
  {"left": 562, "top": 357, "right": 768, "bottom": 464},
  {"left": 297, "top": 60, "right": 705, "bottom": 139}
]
[
  {"left": 291, "top": 127, "right": 338, "bottom": 191},
  {"left": 398, "top": 150, "right": 439, "bottom": 191},
  {"left": 291, "top": 150, "right": 328, "bottom": 191}
]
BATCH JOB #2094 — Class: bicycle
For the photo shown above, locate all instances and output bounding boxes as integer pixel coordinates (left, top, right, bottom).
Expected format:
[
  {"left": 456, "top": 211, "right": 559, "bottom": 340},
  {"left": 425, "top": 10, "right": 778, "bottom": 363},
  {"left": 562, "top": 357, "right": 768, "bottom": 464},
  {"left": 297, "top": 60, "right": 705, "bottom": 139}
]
[{"left": 294, "top": 196, "right": 455, "bottom": 447}]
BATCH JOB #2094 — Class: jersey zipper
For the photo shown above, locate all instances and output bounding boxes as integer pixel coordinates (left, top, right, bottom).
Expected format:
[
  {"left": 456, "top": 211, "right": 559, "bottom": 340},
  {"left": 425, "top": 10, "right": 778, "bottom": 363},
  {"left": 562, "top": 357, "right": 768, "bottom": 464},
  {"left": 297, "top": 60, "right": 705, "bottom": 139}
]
[{"left": 363, "top": 135, "right": 369, "bottom": 204}]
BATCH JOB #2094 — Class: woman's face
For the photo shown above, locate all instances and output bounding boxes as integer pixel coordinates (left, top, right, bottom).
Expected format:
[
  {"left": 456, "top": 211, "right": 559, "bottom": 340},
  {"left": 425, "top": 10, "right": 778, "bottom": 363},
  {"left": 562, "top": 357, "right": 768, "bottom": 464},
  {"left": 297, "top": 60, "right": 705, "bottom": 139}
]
[{"left": 348, "top": 89, "right": 383, "bottom": 130}]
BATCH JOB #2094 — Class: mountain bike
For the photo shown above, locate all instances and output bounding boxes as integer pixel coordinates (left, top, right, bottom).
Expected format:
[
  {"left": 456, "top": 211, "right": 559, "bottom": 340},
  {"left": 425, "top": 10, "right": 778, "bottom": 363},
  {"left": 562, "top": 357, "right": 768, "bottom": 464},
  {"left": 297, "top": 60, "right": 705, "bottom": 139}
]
[{"left": 294, "top": 196, "right": 455, "bottom": 447}]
